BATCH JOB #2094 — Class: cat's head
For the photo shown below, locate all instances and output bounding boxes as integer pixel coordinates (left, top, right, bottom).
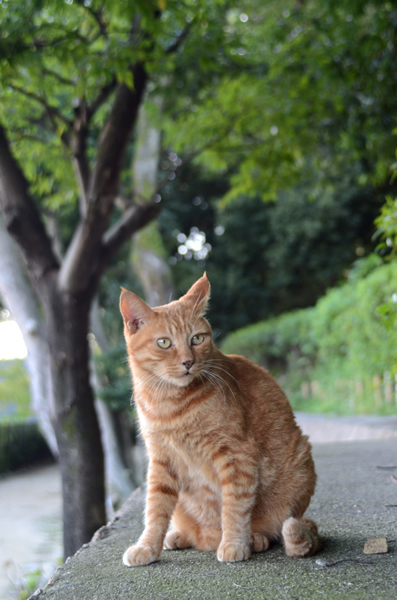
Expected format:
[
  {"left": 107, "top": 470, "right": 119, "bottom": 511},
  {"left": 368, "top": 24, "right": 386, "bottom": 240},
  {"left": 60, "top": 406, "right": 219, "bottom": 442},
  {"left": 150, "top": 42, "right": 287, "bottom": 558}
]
[{"left": 120, "top": 274, "right": 213, "bottom": 387}]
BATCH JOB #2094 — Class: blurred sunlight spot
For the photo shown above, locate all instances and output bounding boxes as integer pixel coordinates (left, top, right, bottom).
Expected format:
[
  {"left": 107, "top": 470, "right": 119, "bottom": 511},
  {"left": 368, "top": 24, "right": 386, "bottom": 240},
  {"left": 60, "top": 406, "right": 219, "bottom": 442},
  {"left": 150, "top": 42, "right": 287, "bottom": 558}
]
[
  {"left": 0, "top": 321, "right": 28, "bottom": 360},
  {"left": 239, "top": 13, "right": 248, "bottom": 23},
  {"left": 175, "top": 228, "right": 211, "bottom": 261},
  {"left": 270, "top": 126, "right": 278, "bottom": 135}
]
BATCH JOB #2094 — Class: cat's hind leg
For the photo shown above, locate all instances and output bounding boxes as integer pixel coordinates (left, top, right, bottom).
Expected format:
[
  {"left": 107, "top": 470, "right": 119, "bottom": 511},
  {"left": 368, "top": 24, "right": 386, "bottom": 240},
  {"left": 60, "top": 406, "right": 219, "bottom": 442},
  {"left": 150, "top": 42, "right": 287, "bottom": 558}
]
[
  {"left": 164, "top": 529, "right": 192, "bottom": 550},
  {"left": 164, "top": 499, "right": 198, "bottom": 550},
  {"left": 164, "top": 504, "right": 195, "bottom": 550},
  {"left": 282, "top": 517, "right": 320, "bottom": 557},
  {"left": 251, "top": 532, "right": 270, "bottom": 553},
  {"left": 165, "top": 493, "right": 222, "bottom": 552}
]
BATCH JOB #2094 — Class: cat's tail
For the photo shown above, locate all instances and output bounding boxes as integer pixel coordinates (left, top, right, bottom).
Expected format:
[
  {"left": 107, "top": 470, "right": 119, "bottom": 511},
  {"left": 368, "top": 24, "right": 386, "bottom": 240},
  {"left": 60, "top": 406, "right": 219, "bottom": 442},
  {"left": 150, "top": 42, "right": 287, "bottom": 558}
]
[{"left": 281, "top": 517, "right": 320, "bottom": 558}]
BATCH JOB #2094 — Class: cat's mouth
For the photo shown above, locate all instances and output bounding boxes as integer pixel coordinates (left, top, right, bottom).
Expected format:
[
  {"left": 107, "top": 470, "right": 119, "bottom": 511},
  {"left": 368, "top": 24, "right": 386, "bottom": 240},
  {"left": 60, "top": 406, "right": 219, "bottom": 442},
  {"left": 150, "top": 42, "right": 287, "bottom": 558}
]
[{"left": 177, "top": 370, "right": 196, "bottom": 384}]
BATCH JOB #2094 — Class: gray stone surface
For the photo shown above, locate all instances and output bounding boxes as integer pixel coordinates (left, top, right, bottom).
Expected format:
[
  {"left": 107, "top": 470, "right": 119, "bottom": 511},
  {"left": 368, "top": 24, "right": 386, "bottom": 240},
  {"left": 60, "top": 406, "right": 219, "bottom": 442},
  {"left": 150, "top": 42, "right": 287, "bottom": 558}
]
[
  {"left": 296, "top": 412, "right": 397, "bottom": 443},
  {"left": 31, "top": 439, "right": 397, "bottom": 600}
]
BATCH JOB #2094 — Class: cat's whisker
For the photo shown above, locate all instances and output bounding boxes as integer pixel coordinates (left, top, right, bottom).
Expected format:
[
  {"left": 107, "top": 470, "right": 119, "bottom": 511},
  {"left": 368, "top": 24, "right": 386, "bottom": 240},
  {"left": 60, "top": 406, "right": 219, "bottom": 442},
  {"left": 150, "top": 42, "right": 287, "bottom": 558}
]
[
  {"left": 203, "top": 360, "right": 241, "bottom": 387},
  {"left": 146, "top": 370, "right": 172, "bottom": 404},
  {"left": 203, "top": 367, "right": 237, "bottom": 402},
  {"left": 136, "top": 373, "right": 159, "bottom": 393},
  {"left": 156, "top": 377, "right": 171, "bottom": 403},
  {"left": 201, "top": 369, "right": 227, "bottom": 405}
]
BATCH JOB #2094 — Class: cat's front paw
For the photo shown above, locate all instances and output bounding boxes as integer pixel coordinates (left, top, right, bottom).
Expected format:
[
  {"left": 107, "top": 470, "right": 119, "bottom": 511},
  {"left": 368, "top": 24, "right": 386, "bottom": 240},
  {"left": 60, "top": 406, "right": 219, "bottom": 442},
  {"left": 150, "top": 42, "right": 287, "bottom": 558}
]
[
  {"left": 217, "top": 541, "right": 251, "bottom": 563},
  {"left": 122, "top": 544, "right": 160, "bottom": 567}
]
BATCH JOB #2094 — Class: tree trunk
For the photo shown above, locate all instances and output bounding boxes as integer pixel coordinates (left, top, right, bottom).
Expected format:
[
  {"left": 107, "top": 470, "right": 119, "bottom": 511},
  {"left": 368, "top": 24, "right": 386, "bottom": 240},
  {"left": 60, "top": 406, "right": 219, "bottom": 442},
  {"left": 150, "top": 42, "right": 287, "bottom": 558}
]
[
  {"left": 0, "top": 62, "right": 154, "bottom": 558},
  {"left": 95, "top": 399, "right": 136, "bottom": 500},
  {"left": 0, "top": 215, "right": 57, "bottom": 455},
  {"left": 90, "top": 299, "right": 135, "bottom": 502},
  {"left": 0, "top": 211, "right": 134, "bottom": 505},
  {"left": 45, "top": 286, "right": 106, "bottom": 558},
  {"left": 133, "top": 99, "right": 173, "bottom": 306}
]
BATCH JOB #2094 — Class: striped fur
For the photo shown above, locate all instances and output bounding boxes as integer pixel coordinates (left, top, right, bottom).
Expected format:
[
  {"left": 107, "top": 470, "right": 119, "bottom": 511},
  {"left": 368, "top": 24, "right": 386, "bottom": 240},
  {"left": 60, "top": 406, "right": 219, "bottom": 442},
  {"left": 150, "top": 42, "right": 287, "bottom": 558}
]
[{"left": 120, "top": 275, "right": 319, "bottom": 566}]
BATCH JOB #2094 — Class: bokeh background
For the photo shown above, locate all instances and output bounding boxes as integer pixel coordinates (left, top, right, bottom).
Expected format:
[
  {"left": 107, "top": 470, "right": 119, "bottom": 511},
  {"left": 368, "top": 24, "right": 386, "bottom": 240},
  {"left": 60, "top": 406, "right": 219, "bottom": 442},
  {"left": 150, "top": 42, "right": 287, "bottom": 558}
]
[{"left": 0, "top": 0, "right": 396, "bottom": 597}]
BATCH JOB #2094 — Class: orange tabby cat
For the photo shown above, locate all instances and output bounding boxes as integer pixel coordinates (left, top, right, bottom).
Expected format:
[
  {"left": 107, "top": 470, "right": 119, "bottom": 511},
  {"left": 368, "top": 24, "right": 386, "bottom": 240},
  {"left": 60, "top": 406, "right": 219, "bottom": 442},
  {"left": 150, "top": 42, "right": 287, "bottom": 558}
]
[{"left": 120, "top": 274, "right": 319, "bottom": 566}]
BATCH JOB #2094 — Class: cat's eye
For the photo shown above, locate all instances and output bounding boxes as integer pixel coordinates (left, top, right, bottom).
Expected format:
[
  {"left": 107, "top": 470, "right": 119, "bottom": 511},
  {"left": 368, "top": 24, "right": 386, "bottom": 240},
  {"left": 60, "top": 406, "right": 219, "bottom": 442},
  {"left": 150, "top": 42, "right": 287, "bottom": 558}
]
[
  {"left": 191, "top": 334, "right": 205, "bottom": 346},
  {"left": 157, "top": 338, "right": 172, "bottom": 349}
]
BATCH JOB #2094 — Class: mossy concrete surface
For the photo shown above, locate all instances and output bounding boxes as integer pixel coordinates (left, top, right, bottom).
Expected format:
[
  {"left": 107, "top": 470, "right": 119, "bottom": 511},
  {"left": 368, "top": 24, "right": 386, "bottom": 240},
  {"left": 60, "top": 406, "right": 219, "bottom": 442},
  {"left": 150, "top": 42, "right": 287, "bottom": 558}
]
[{"left": 31, "top": 439, "right": 397, "bottom": 600}]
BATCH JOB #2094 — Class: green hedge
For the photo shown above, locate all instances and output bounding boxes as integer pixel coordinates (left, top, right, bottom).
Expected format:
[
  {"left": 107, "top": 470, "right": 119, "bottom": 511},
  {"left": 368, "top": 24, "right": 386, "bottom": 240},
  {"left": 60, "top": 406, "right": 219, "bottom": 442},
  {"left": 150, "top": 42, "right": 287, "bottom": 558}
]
[
  {"left": 221, "top": 306, "right": 317, "bottom": 374},
  {"left": 0, "top": 421, "right": 52, "bottom": 474},
  {"left": 221, "top": 257, "right": 397, "bottom": 415}
]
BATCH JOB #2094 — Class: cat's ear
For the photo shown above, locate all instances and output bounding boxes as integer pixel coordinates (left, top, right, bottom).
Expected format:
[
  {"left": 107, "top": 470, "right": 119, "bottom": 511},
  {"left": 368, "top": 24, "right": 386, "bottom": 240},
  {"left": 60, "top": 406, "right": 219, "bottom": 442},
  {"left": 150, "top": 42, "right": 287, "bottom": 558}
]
[
  {"left": 120, "top": 288, "right": 154, "bottom": 334},
  {"left": 181, "top": 273, "right": 211, "bottom": 316}
]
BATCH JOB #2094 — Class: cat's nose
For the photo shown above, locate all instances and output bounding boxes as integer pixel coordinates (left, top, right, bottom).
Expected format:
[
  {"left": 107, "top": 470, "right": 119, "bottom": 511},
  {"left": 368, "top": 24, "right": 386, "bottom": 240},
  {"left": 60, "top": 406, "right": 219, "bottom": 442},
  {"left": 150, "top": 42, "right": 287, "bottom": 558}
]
[{"left": 182, "top": 359, "right": 194, "bottom": 370}]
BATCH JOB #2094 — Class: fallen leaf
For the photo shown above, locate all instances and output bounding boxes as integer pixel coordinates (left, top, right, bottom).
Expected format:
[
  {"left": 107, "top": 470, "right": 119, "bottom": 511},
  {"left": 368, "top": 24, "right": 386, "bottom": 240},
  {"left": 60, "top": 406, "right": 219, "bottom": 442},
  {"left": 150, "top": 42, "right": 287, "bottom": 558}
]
[{"left": 363, "top": 537, "right": 388, "bottom": 554}]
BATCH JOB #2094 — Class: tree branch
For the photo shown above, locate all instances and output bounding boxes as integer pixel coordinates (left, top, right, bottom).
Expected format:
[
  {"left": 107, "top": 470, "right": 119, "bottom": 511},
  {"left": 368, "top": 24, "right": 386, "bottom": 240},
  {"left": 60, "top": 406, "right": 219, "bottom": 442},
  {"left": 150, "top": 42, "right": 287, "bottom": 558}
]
[
  {"left": 71, "top": 101, "right": 90, "bottom": 214},
  {"left": 59, "top": 64, "right": 148, "bottom": 293},
  {"left": 42, "top": 67, "right": 76, "bottom": 87},
  {"left": 151, "top": 126, "right": 236, "bottom": 198},
  {"left": 72, "top": 75, "right": 117, "bottom": 215},
  {"left": 100, "top": 201, "right": 162, "bottom": 266},
  {"left": 76, "top": 0, "right": 108, "bottom": 39},
  {"left": 166, "top": 21, "right": 194, "bottom": 54},
  {"left": 0, "top": 125, "right": 59, "bottom": 283},
  {"left": 10, "top": 85, "right": 73, "bottom": 129},
  {"left": 87, "top": 76, "right": 117, "bottom": 120},
  {"left": 89, "top": 64, "right": 147, "bottom": 203}
]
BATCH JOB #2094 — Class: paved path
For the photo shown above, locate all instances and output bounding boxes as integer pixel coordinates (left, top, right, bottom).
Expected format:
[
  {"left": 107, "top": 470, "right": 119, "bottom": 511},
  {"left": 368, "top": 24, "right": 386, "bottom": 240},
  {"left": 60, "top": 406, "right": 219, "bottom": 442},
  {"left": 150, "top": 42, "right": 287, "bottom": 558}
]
[
  {"left": 295, "top": 412, "right": 397, "bottom": 443},
  {"left": 0, "top": 464, "right": 62, "bottom": 600}
]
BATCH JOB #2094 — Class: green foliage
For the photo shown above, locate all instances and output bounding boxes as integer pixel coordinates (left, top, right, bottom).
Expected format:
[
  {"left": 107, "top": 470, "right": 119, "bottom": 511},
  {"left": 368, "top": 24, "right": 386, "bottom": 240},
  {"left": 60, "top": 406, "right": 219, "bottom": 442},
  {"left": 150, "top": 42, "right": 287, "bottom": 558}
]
[
  {"left": 221, "top": 257, "right": 397, "bottom": 414},
  {"left": 95, "top": 342, "right": 133, "bottom": 412},
  {"left": 164, "top": 0, "right": 397, "bottom": 201},
  {"left": 221, "top": 307, "right": 317, "bottom": 373},
  {"left": 0, "top": 421, "right": 51, "bottom": 473},
  {"left": 0, "top": 0, "right": 237, "bottom": 220},
  {"left": 374, "top": 195, "right": 397, "bottom": 255},
  {"left": 2, "top": 0, "right": 397, "bottom": 419},
  {"left": 159, "top": 164, "right": 382, "bottom": 336},
  {"left": 16, "top": 567, "right": 43, "bottom": 600},
  {"left": 0, "top": 360, "right": 31, "bottom": 422},
  {"left": 373, "top": 192, "right": 397, "bottom": 326},
  {"left": 312, "top": 260, "right": 397, "bottom": 377}
]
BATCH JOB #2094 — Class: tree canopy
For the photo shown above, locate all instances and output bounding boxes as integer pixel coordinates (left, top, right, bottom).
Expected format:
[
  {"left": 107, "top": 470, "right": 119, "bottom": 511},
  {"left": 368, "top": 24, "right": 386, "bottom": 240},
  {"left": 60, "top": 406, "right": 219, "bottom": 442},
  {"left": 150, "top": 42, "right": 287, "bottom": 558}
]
[
  {"left": 164, "top": 0, "right": 397, "bottom": 201},
  {"left": 0, "top": 0, "right": 237, "bottom": 226}
]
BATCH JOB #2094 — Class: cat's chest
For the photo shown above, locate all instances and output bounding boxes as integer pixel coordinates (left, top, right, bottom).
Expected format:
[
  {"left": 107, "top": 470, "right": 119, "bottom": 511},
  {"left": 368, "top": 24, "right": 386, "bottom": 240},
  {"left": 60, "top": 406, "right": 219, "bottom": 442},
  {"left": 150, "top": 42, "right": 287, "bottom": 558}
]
[{"left": 163, "top": 429, "right": 220, "bottom": 489}]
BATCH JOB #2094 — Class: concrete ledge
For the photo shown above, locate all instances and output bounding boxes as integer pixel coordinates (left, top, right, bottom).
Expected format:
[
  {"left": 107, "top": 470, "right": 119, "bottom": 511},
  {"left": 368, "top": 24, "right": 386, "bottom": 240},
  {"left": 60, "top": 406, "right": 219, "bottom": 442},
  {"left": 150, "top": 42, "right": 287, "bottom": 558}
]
[{"left": 31, "top": 439, "right": 397, "bottom": 600}]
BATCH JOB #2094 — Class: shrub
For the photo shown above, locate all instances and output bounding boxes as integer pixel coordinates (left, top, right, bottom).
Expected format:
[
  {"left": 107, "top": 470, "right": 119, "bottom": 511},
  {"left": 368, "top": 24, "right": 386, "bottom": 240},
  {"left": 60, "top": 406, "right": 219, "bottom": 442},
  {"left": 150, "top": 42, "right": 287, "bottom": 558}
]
[
  {"left": 0, "top": 421, "right": 52, "bottom": 474},
  {"left": 220, "top": 257, "right": 397, "bottom": 415}
]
